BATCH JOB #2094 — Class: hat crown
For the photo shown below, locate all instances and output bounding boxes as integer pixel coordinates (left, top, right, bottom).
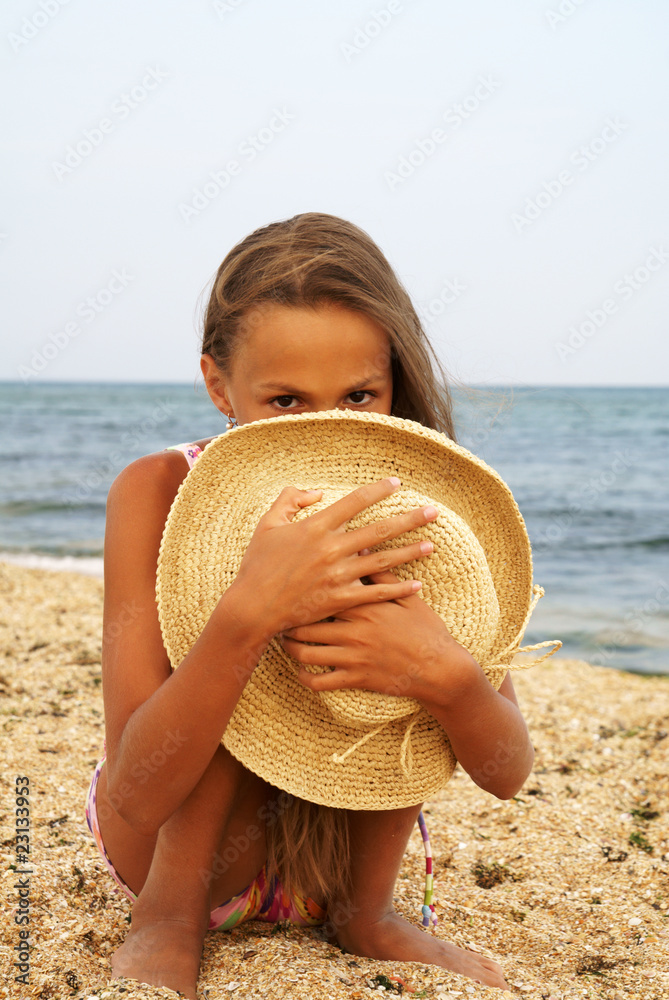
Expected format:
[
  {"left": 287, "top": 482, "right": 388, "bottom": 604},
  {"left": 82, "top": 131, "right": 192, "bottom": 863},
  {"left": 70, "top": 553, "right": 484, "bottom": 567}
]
[{"left": 282, "top": 484, "right": 500, "bottom": 729}]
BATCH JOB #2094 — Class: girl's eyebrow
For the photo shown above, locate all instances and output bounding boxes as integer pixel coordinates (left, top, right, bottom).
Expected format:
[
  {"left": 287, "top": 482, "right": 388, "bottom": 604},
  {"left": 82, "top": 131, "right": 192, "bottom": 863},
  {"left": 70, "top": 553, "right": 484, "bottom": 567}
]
[{"left": 257, "top": 372, "right": 389, "bottom": 394}]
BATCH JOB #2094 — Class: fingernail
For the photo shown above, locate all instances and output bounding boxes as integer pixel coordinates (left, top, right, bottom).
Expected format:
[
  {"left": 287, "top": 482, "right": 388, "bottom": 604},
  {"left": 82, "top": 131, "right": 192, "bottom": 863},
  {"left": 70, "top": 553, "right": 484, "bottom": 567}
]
[
  {"left": 423, "top": 505, "right": 438, "bottom": 519},
  {"left": 411, "top": 581, "right": 422, "bottom": 591},
  {"left": 388, "top": 476, "right": 401, "bottom": 487},
  {"left": 420, "top": 541, "right": 433, "bottom": 554}
]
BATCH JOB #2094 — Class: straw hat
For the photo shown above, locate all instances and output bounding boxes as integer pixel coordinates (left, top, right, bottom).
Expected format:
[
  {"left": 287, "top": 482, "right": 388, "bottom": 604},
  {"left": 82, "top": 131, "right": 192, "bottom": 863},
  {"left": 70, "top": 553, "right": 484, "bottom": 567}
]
[{"left": 156, "top": 409, "right": 560, "bottom": 810}]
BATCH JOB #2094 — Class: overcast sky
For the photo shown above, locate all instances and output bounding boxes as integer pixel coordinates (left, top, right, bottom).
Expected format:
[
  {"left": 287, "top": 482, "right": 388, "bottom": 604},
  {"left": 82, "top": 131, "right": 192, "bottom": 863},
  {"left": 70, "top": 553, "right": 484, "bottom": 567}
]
[{"left": 2, "top": 0, "right": 667, "bottom": 386}]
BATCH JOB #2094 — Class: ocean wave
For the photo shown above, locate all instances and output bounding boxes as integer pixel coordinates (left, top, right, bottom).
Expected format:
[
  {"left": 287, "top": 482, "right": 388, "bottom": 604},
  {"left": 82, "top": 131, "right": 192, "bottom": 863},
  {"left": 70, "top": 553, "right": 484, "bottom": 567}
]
[
  {"left": 532, "top": 534, "right": 669, "bottom": 553},
  {"left": 0, "top": 551, "right": 104, "bottom": 577},
  {"left": 568, "top": 535, "right": 669, "bottom": 552},
  {"left": 0, "top": 499, "right": 106, "bottom": 515}
]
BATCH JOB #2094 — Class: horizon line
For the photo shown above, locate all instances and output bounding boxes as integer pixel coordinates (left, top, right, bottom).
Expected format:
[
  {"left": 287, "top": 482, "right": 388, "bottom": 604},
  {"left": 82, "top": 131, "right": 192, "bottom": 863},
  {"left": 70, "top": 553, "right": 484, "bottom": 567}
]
[{"left": 0, "top": 380, "right": 667, "bottom": 390}]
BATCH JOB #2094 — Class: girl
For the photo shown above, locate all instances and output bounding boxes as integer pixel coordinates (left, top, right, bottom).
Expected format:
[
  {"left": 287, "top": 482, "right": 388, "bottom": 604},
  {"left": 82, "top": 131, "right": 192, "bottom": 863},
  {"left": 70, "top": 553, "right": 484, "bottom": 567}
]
[{"left": 86, "top": 213, "right": 534, "bottom": 997}]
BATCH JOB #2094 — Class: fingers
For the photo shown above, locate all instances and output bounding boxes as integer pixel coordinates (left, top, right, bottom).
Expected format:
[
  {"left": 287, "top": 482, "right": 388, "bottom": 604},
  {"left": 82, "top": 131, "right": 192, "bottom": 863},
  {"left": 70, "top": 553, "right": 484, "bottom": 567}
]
[
  {"left": 353, "top": 575, "right": 422, "bottom": 602},
  {"left": 366, "top": 568, "right": 407, "bottom": 585},
  {"left": 266, "top": 480, "right": 399, "bottom": 532},
  {"left": 316, "top": 477, "right": 403, "bottom": 530},
  {"left": 297, "top": 665, "right": 351, "bottom": 692},
  {"left": 261, "top": 486, "right": 323, "bottom": 525},
  {"left": 362, "top": 567, "right": 423, "bottom": 602},
  {"left": 280, "top": 621, "right": 339, "bottom": 646},
  {"left": 348, "top": 503, "right": 438, "bottom": 556},
  {"left": 262, "top": 483, "right": 437, "bottom": 563},
  {"left": 295, "top": 656, "right": 410, "bottom": 694},
  {"left": 357, "top": 538, "right": 433, "bottom": 577},
  {"left": 280, "top": 631, "right": 347, "bottom": 679}
]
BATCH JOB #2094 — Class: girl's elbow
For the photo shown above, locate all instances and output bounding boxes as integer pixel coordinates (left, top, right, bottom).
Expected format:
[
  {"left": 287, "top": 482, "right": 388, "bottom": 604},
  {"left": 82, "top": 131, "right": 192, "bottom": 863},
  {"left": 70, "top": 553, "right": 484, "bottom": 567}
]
[
  {"left": 117, "top": 799, "right": 160, "bottom": 838},
  {"left": 491, "top": 745, "right": 535, "bottom": 801},
  {"left": 120, "top": 802, "right": 160, "bottom": 838},
  {"left": 491, "top": 781, "right": 525, "bottom": 802},
  {"left": 106, "top": 775, "right": 160, "bottom": 838}
]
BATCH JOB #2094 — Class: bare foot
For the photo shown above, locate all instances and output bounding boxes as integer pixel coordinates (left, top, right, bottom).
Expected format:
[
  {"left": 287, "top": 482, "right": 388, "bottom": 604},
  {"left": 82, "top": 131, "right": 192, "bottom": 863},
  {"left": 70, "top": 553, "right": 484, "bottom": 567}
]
[
  {"left": 335, "top": 910, "right": 509, "bottom": 990},
  {"left": 111, "top": 916, "right": 206, "bottom": 1000}
]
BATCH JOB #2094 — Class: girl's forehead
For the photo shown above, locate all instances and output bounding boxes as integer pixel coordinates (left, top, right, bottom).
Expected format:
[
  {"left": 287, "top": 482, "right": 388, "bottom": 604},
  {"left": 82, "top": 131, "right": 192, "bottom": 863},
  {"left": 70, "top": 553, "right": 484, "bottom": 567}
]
[
  {"left": 241, "top": 299, "right": 380, "bottom": 329},
  {"left": 237, "top": 303, "right": 392, "bottom": 369}
]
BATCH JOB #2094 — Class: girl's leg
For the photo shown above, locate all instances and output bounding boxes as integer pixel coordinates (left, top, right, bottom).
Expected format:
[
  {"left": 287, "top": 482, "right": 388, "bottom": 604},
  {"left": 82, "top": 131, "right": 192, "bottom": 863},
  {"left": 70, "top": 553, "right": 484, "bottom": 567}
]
[
  {"left": 330, "top": 805, "right": 509, "bottom": 991},
  {"left": 97, "top": 744, "right": 272, "bottom": 1000}
]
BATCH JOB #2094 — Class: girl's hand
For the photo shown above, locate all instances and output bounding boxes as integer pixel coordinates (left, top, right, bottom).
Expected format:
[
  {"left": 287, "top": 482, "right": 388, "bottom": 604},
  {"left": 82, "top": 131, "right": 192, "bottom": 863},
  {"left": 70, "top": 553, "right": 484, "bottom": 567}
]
[
  {"left": 281, "top": 567, "right": 536, "bottom": 801},
  {"left": 277, "top": 565, "right": 478, "bottom": 705},
  {"left": 226, "top": 478, "right": 439, "bottom": 637}
]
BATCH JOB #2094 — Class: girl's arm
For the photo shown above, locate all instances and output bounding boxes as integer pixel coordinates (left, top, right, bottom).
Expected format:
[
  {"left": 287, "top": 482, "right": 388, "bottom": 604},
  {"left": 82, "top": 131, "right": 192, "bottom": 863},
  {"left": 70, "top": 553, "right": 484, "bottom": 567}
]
[
  {"left": 281, "top": 566, "right": 535, "bottom": 800},
  {"left": 416, "top": 661, "right": 535, "bottom": 800},
  {"left": 102, "top": 465, "right": 432, "bottom": 837},
  {"left": 102, "top": 453, "right": 273, "bottom": 838}
]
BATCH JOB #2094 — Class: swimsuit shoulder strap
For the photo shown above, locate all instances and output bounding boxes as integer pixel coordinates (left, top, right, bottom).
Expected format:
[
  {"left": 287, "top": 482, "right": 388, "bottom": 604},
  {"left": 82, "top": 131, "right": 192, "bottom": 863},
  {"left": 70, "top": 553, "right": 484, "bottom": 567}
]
[{"left": 164, "top": 442, "right": 204, "bottom": 470}]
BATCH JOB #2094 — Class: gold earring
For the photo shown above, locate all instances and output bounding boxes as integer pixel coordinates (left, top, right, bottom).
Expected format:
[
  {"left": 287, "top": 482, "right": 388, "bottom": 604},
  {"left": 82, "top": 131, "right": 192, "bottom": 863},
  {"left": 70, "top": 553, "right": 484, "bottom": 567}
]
[{"left": 225, "top": 412, "right": 238, "bottom": 431}]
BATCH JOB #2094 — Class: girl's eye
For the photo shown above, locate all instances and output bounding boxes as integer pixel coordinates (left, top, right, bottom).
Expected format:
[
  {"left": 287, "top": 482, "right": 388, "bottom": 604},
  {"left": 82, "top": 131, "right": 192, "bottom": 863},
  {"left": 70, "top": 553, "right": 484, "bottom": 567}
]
[
  {"left": 272, "top": 396, "right": 297, "bottom": 409},
  {"left": 270, "top": 391, "right": 375, "bottom": 410}
]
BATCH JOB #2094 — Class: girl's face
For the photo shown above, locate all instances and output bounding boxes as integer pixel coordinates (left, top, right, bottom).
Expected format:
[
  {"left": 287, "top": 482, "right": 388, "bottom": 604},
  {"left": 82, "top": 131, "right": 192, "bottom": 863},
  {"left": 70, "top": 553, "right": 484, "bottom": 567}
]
[{"left": 201, "top": 301, "right": 394, "bottom": 426}]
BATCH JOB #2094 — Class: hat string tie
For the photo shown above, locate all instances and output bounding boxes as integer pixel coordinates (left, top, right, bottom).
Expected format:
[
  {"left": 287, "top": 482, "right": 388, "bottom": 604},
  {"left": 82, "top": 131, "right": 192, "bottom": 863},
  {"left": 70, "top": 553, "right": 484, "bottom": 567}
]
[
  {"left": 331, "top": 709, "right": 423, "bottom": 779},
  {"left": 506, "top": 638, "right": 563, "bottom": 670},
  {"left": 399, "top": 709, "right": 422, "bottom": 779},
  {"left": 330, "top": 586, "right": 561, "bottom": 772},
  {"left": 331, "top": 722, "right": 386, "bottom": 765},
  {"left": 484, "top": 584, "right": 562, "bottom": 670}
]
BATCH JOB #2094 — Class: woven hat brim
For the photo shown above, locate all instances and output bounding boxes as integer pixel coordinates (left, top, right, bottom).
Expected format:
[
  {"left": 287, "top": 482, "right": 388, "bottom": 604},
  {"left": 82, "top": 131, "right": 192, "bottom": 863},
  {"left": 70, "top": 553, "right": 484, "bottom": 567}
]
[
  {"left": 223, "top": 636, "right": 457, "bottom": 809},
  {"left": 156, "top": 409, "right": 532, "bottom": 809}
]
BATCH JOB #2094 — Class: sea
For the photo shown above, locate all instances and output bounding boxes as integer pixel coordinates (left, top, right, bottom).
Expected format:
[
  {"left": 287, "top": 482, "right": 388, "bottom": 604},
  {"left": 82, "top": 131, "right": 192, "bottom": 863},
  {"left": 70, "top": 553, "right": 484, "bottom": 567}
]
[{"left": 1, "top": 382, "right": 667, "bottom": 676}]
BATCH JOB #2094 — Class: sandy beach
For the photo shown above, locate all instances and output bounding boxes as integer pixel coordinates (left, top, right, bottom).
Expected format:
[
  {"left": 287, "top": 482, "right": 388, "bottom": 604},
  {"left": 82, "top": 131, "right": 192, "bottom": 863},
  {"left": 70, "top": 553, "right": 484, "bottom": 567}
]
[{"left": 1, "top": 559, "right": 667, "bottom": 1000}]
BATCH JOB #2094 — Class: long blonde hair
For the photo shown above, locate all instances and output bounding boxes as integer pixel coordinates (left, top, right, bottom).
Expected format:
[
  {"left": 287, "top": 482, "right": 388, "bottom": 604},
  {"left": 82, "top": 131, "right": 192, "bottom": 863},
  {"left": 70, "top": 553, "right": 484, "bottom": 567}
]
[
  {"left": 201, "top": 212, "right": 460, "bottom": 906},
  {"left": 201, "top": 212, "right": 458, "bottom": 438}
]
